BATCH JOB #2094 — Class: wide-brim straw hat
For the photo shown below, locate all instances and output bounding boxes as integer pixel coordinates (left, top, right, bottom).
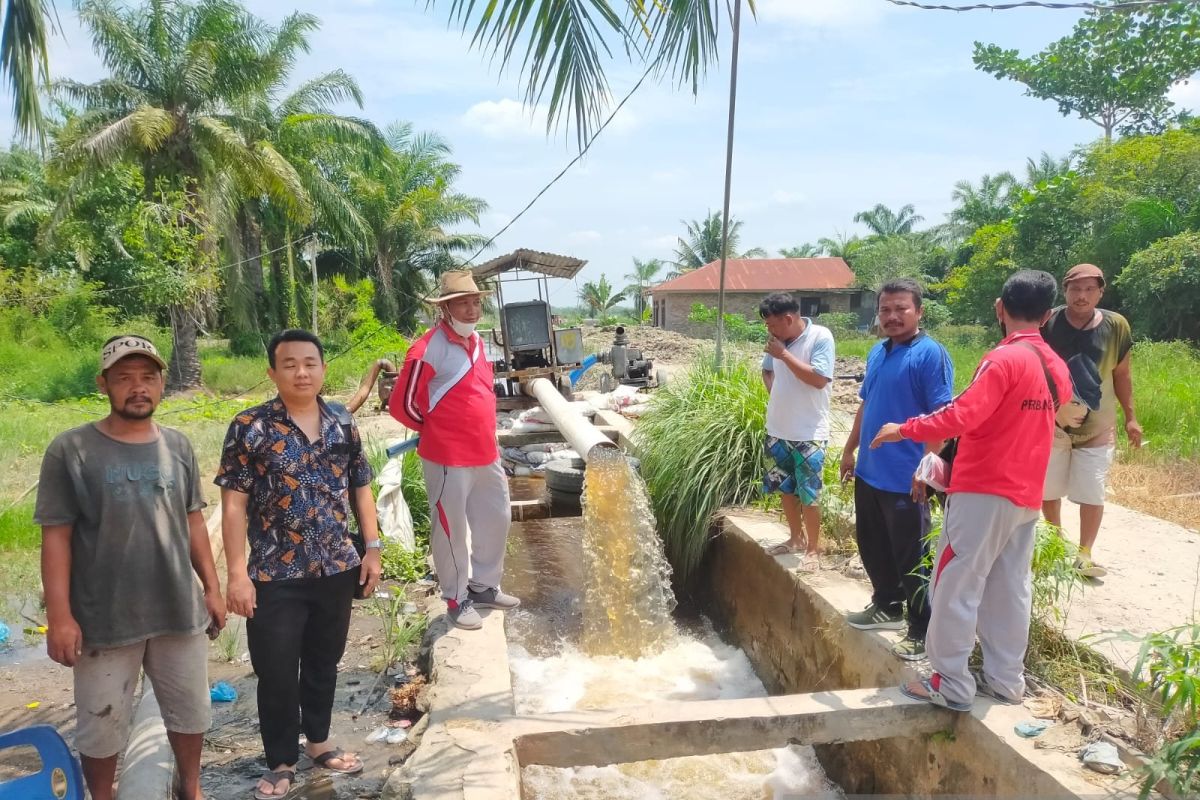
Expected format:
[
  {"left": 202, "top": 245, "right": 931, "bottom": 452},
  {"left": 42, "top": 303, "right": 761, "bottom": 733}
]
[{"left": 428, "top": 269, "right": 487, "bottom": 304}]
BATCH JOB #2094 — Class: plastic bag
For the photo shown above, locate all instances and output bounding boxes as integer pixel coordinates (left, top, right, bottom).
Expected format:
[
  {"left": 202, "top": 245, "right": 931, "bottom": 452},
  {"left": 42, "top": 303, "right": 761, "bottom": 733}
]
[
  {"left": 210, "top": 681, "right": 238, "bottom": 703},
  {"left": 915, "top": 452, "right": 949, "bottom": 492},
  {"left": 376, "top": 457, "right": 415, "bottom": 551}
]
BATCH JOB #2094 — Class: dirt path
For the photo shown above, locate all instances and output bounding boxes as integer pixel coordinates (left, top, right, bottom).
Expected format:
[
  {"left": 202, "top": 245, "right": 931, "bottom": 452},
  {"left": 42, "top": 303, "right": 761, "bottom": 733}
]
[{"left": 1055, "top": 499, "right": 1200, "bottom": 673}]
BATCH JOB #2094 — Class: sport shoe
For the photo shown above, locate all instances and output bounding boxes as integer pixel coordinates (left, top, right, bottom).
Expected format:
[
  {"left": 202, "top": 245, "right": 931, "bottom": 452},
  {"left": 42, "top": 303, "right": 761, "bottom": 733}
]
[
  {"left": 970, "top": 668, "right": 1022, "bottom": 705},
  {"left": 846, "top": 603, "right": 906, "bottom": 631},
  {"left": 467, "top": 586, "right": 521, "bottom": 610},
  {"left": 448, "top": 599, "right": 482, "bottom": 630},
  {"left": 1075, "top": 555, "right": 1108, "bottom": 579},
  {"left": 892, "top": 636, "right": 926, "bottom": 661}
]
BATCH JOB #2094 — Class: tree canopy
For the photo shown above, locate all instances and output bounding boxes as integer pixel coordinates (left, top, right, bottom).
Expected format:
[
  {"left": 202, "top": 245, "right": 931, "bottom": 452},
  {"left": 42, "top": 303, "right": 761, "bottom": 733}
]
[{"left": 973, "top": 2, "right": 1200, "bottom": 140}]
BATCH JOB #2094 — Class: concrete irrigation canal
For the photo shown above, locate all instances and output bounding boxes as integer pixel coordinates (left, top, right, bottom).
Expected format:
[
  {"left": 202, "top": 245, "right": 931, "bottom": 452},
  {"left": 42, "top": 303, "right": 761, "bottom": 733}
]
[{"left": 381, "top": 396, "right": 1134, "bottom": 800}]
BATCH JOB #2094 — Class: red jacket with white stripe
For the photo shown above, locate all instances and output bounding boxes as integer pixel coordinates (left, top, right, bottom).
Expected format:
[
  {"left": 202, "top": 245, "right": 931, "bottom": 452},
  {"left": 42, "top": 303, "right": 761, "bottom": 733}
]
[
  {"left": 389, "top": 322, "right": 498, "bottom": 467},
  {"left": 899, "top": 328, "right": 1073, "bottom": 510}
]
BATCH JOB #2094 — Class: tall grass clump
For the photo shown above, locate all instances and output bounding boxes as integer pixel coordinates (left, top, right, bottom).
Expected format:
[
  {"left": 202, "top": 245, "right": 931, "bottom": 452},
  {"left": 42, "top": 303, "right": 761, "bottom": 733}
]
[
  {"left": 1128, "top": 340, "right": 1200, "bottom": 459},
  {"left": 635, "top": 358, "right": 767, "bottom": 582}
]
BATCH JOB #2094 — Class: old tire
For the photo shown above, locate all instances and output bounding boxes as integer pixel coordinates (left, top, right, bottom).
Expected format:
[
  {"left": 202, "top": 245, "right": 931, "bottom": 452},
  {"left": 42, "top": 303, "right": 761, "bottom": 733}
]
[
  {"left": 544, "top": 459, "right": 585, "bottom": 494},
  {"left": 547, "top": 487, "right": 582, "bottom": 514}
]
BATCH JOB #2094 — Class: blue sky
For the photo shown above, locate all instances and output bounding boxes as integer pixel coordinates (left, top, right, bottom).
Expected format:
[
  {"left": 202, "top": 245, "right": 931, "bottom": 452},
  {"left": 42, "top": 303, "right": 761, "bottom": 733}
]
[{"left": 14, "top": 0, "right": 1200, "bottom": 305}]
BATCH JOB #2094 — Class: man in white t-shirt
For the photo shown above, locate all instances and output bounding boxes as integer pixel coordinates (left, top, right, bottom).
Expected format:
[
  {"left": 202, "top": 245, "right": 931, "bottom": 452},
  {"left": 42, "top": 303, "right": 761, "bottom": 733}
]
[{"left": 759, "top": 292, "right": 836, "bottom": 568}]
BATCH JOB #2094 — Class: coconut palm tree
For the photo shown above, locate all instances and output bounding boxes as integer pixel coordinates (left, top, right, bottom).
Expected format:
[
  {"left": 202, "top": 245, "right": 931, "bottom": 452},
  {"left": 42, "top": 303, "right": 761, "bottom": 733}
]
[
  {"left": 623, "top": 256, "right": 662, "bottom": 317},
  {"left": 853, "top": 203, "right": 924, "bottom": 237},
  {"left": 51, "top": 0, "right": 313, "bottom": 390},
  {"left": 779, "top": 242, "right": 821, "bottom": 258},
  {"left": 815, "top": 231, "right": 862, "bottom": 261},
  {"left": 231, "top": 65, "right": 382, "bottom": 341},
  {"left": 1025, "top": 151, "right": 1071, "bottom": 187},
  {"left": 948, "top": 172, "right": 1019, "bottom": 235},
  {"left": 672, "top": 210, "right": 765, "bottom": 273},
  {"left": 578, "top": 274, "right": 625, "bottom": 318},
  {"left": 347, "top": 122, "right": 487, "bottom": 328}
]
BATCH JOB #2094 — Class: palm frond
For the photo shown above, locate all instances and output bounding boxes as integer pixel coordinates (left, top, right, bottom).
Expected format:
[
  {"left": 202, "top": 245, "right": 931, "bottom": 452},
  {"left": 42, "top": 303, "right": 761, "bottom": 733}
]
[
  {"left": 128, "top": 104, "right": 175, "bottom": 151},
  {"left": 278, "top": 69, "right": 363, "bottom": 116},
  {"left": 2, "top": 0, "right": 56, "bottom": 143}
]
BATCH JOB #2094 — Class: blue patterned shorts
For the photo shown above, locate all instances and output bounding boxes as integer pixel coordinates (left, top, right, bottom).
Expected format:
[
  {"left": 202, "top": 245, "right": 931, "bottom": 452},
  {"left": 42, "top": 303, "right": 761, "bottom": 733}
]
[{"left": 763, "top": 436, "right": 826, "bottom": 505}]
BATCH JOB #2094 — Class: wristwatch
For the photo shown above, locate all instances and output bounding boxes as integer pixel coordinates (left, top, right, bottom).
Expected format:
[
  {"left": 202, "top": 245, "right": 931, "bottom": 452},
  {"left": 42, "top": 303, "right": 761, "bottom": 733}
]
[{"left": 364, "top": 539, "right": 383, "bottom": 550}]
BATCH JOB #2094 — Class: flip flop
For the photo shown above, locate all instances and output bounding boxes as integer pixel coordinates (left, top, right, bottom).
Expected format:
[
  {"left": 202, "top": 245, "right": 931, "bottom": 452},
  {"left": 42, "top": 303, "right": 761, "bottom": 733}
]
[
  {"left": 899, "top": 677, "right": 972, "bottom": 712},
  {"left": 795, "top": 553, "right": 821, "bottom": 572},
  {"left": 308, "top": 747, "right": 364, "bottom": 775},
  {"left": 253, "top": 768, "right": 297, "bottom": 800},
  {"left": 765, "top": 542, "right": 802, "bottom": 556}
]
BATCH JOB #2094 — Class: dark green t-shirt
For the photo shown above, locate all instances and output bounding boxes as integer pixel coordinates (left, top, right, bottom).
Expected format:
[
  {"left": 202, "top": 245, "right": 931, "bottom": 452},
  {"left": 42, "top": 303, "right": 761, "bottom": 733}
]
[
  {"left": 34, "top": 423, "right": 208, "bottom": 648},
  {"left": 1041, "top": 307, "right": 1133, "bottom": 446}
]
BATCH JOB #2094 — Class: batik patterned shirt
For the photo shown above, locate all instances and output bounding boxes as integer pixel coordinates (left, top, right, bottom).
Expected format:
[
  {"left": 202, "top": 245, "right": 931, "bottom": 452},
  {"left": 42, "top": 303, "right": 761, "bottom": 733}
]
[{"left": 215, "top": 396, "right": 373, "bottom": 581}]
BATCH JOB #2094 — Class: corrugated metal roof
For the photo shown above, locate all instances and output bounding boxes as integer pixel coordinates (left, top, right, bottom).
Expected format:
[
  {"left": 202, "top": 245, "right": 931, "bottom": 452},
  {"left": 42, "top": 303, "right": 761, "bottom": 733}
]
[
  {"left": 472, "top": 248, "right": 587, "bottom": 280},
  {"left": 651, "top": 258, "right": 857, "bottom": 293}
]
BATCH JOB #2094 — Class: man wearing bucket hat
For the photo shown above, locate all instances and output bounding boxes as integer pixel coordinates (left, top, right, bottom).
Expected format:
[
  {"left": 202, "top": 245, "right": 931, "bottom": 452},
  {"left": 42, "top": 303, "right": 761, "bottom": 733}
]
[
  {"left": 389, "top": 270, "right": 519, "bottom": 630},
  {"left": 35, "top": 334, "right": 225, "bottom": 800},
  {"left": 1040, "top": 263, "right": 1141, "bottom": 579}
]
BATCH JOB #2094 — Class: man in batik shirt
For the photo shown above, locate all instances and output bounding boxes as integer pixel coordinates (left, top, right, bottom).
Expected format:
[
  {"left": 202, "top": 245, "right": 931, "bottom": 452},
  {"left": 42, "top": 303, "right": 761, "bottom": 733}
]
[{"left": 218, "top": 329, "right": 381, "bottom": 799}]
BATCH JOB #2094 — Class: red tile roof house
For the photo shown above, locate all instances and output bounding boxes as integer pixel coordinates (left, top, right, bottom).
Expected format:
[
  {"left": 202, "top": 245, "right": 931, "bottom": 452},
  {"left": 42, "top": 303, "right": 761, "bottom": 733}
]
[{"left": 648, "top": 257, "right": 870, "bottom": 337}]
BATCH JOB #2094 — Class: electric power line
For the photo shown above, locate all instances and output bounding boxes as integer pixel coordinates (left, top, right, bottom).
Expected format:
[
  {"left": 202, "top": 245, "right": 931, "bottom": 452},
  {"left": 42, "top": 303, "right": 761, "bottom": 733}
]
[
  {"left": 463, "top": 55, "right": 663, "bottom": 266},
  {"left": 885, "top": 0, "right": 1188, "bottom": 11}
]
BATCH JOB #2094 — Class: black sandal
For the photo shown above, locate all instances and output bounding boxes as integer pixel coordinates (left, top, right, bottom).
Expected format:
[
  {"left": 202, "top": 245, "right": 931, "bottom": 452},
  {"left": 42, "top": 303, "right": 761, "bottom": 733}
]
[
  {"left": 253, "top": 768, "right": 297, "bottom": 800},
  {"left": 310, "top": 747, "right": 363, "bottom": 775}
]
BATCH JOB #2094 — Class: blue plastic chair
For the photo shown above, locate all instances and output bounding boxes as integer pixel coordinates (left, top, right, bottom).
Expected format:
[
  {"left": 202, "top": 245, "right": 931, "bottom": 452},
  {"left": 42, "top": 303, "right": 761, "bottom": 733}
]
[{"left": 0, "top": 725, "right": 85, "bottom": 800}]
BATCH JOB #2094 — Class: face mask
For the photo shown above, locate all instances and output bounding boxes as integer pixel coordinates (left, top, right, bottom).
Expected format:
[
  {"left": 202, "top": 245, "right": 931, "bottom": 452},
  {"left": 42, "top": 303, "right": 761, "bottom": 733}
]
[{"left": 447, "top": 316, "right": 476, "bottom": 338}]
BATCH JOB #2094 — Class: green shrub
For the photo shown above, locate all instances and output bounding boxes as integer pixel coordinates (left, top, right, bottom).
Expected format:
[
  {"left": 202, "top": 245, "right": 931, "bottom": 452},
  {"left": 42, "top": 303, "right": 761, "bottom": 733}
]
[
  {"left": 1116, "top": 231, "right": 1200, "bottom": 342},
  {"left": 818, "top": 312, "right": 859, "bottom": 337},
  {"left": 687, "top": 303, "right": 767, "bottom": 343},
  {"left": 921, "top": 299, "right": 953, "bottom": 328},
  {"left": 635, "top": 358, "right": 767, "bottom": 582}
]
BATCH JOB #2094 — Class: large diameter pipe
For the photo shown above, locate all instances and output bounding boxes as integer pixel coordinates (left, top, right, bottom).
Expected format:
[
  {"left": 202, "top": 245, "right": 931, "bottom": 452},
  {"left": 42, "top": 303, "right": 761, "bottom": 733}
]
[{"left": 526, "top": 378, "right": 618, "bottom": 463}]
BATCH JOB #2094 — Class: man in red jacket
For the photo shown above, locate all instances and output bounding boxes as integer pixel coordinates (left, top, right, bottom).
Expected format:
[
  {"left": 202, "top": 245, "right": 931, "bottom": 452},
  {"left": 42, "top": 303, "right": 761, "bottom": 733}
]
[
  {"left": 389, "top": 270, "right": 519, "bottom": 630},
  {"left": 872, "top": 270, "right": 1073, "bottom": 711}
]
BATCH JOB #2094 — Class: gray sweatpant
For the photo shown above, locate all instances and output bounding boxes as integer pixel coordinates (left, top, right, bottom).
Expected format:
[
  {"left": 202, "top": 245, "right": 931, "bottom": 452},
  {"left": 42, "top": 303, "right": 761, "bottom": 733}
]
[
  {"left": 421, "top": 458, "right": 511, "bottom": 607},
  {"left": 927, "top": 492, "right": 1039, "bottom": 705}
]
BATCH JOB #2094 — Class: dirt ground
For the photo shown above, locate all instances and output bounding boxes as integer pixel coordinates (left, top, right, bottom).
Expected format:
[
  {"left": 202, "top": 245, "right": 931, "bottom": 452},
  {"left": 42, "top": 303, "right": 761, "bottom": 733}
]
[
  {"left": 0, "top": 582, "right": 432, "bottom": 799},
  {"left": 578, "top": 324, "right": 866, "bottom": 412}
]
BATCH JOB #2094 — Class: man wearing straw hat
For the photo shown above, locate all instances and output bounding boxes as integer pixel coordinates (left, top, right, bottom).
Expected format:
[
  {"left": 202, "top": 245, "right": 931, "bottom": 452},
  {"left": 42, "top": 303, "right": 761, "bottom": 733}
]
[{"left": 389, "top": 270, "right": 520, "bottom": 630}]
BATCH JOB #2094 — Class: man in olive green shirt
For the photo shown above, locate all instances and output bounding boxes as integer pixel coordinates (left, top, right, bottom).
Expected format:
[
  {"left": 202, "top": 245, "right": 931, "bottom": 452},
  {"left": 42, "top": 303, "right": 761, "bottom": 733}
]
[{"left": 1040, "top": 264, "right": 1143, "bottom": 578}]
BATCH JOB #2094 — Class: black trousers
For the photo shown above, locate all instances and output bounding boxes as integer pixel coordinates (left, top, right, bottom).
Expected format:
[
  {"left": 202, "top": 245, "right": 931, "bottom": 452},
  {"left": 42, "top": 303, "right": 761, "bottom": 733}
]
[
  {"left": 246, "top": 568, "right": 357, "bottom": 768},
  {"left": 854, "top": 478, "right": 932, "bottom": 639}
]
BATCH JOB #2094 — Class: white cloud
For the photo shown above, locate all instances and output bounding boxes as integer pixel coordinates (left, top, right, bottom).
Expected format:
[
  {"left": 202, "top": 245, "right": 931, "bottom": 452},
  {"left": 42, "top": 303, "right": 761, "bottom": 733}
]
[
  {"left": 568, "top": 230, "right": 603, "bottom": 243},
  {"left": 754, "top": 0, "right": 889, "bottom": 28},
  {"left": 1169, "top": 79, "right": 1200, "bottom": 112},
  {"left": 461, "top": 98, "right": 544, "bottom": 139}
]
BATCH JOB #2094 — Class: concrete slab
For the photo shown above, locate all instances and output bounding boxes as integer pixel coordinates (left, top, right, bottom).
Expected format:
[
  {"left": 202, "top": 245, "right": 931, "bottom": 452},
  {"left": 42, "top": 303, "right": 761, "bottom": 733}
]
[{"left": 511, "top": 687, "right": 948, "bottom": 768}]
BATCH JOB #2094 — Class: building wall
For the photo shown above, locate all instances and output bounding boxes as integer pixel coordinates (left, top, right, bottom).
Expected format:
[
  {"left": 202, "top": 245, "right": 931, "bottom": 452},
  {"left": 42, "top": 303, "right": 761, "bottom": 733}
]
[{"left": 660, "top": 291, "right": 858, "bottom": 337}]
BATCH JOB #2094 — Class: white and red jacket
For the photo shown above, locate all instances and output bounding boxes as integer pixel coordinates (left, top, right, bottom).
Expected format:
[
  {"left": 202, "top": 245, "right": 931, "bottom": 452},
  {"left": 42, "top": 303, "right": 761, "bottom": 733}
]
[
  {"left": 389, "top": 322, "right": 498, "bottom": 467},
  {"left": 899, "top": 329, "right": 1073, "bottom": 510}
]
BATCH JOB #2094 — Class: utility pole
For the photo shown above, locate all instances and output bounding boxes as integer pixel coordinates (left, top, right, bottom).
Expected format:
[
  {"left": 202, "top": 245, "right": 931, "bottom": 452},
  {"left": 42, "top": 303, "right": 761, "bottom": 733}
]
[
  {"left": 714, "top": 0, "right": 743, "bottom": 368},
  {"left": 303, "top": 238, "right": 320, "bottom": 335}
]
